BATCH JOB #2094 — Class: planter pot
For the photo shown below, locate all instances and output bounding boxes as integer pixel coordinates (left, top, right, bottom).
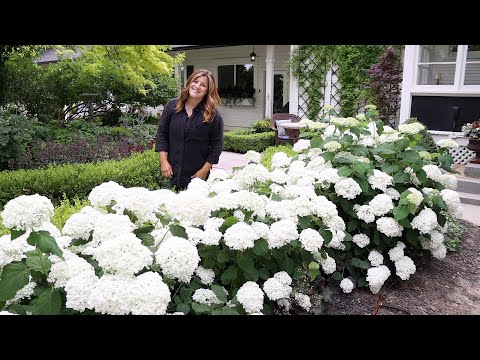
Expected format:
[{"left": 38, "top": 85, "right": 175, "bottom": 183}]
[{"left": 466, "top": 137, "right": 480, "bottom": 164}]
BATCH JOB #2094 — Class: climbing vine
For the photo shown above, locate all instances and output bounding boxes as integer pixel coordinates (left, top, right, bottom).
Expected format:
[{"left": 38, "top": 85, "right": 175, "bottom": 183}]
[{"left": 289, "top": 45, "right": 403, "bottom": 119}]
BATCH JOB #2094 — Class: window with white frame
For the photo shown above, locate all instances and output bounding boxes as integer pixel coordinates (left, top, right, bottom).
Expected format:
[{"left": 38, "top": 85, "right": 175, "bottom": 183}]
[
  {"left": 217, "top": 64, "right": 255, "bottom": 99},
  {"left": 417, "top": 45, "right": 480, "bottom": 87}
]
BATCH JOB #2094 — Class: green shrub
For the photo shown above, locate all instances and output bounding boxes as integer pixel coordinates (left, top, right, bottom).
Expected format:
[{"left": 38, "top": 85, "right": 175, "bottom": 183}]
[
  {"left": 404, "top": 117, "right": 438, "bottom": 153},
  {"left": 0, "top": 150, "right": 168, "bottom": 208},
  {"left": 251, "top": 119, "right": 271, "bottom": 133},
  {"left": 224, "top": 130, "right": 275, "bottom": 153},
  {"left": 261, "top": 145, "right": 297, "bottom": 170},
  {"left": 51, "top": 196, "right": 91, "bottom": 230},
  {"left": 444, "top": 214, "right": 465, "bottom": 252}
]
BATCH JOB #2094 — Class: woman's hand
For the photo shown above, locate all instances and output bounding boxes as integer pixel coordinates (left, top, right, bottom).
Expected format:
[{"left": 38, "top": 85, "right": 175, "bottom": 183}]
[
  {"left": 161, "top": 160, "right": 173, "bottom": 178},
  {"left": 192, "top": 168, "right": 209, "bottom": 180}
]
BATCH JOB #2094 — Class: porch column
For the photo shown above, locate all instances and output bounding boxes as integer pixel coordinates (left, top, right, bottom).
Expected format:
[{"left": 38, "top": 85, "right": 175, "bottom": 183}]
[
  {"left": 289, "top": 45, "right": 299, "bottom": 116},
  {"left": 399, "top": 46, "right": 416, "bottom": 124},
  {"left": 174, "top": 64, "right": 183, "bottom": 94},
  {"left": 265, "top": 45, "right": 275, "bottom": 119}
]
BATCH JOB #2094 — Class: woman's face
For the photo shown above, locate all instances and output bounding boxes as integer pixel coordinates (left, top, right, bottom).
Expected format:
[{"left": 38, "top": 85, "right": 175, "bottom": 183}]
[{"left": 188, "top": 75, "right": 209, "bottom": 100}]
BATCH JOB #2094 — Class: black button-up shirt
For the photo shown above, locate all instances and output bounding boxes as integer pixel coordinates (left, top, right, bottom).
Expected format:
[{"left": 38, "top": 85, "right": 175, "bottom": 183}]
[{"left": 155, "top": 98, "right": 224, "bottom": 187}]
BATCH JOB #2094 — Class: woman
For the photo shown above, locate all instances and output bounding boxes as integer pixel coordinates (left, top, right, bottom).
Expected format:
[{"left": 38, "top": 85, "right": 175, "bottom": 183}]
[{"left": 156, "top": 69, "right": 224, "bottom": 190}]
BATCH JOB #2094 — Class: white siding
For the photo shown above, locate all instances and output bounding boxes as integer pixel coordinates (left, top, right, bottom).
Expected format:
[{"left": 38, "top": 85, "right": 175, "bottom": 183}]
[{"left": 170, "top": 45, "right": 292, "bottom": 130}]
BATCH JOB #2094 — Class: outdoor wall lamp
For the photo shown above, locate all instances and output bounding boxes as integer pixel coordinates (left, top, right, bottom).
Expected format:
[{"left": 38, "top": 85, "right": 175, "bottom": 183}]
[{"left": 250, "top": 45, "right": 256, "bottom": 62}]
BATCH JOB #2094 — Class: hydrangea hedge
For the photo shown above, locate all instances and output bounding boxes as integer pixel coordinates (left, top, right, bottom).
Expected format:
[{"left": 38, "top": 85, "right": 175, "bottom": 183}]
[{"left": 0, "top": 105, "right": 462, "bottom": 315}]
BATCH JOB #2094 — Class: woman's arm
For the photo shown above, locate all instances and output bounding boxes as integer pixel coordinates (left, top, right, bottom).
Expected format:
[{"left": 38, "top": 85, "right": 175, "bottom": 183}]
[{"left": 156, "top": 100, "right": 175, "bottom": 178}]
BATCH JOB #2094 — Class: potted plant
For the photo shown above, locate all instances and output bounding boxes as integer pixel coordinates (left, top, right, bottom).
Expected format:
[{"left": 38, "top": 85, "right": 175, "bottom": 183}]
[{"left": 462, "top": 119, "right": 480, "bottom": 163}]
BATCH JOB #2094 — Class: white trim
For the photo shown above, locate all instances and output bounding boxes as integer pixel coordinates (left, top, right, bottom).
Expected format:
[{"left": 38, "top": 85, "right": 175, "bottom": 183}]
[
  {"left": 289, "top": 45, "right": 299, "bottom": 116},
  {"left": 265, "top": 45, "right": 275, "bottom": 119},
  {"left": 399, "top": 45, "right": 416, "bottom": 123}
]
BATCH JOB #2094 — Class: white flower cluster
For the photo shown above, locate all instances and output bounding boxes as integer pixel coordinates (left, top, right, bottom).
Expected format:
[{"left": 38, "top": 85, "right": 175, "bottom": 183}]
[
  {"left": 1, "top": 194, "right": 54, "bottom": 231},
  {"left": 331, "top": 117, "right": 359, "bottom": 128},
  {"left": 62, "top": 206, "right": 104, "bottom": 241},
  {"left": 236, "top": 281, "right": 265, "bottom": 314},
  {"left": 323, "top": 141, "right": 342, "bottom": 152},
  {"left": 368, "top": 170, "right": 393, "bottom": 192},
  {"left": 263, "top": 271, "right": 293, "bottom": 301},
  {"left": 340, "top": 278, "right": 355, "bottom": 294},
  {"left": 366, "top": 265, "right": 391, "bottom": 294},
  {"left": 440, "top": 189, "right": 462, "bottom": 218},
  {"left": 352, "top": 233, "right": 370, "bottom": 248},
  {"left": 293, "top": 139, "right": 311, "bottom": 152},
  {"left": 376, "top": 217, "right": 404, "bottom": 237},
  {"left": 368, "top": 250, "right": 384, "bottom": 267},
  {"left": 334, "top": 178, "right": 362, "bottom": 200},
  {"left": 155, "top": 237, "right": 200, "bottom": 283},
  {"left": 299, "top": 228, "right": 324, "bottom": 253},
  {"left": 398, "top": 122, "right": 425, "bottom": 135},
  {"left": 369, "top": 194, "right": 394, "bottom": 216},
  {"left": 243, "top": 150, "right": 262, "bottom": 164},
  {"left": 192, "top": 289, "right": 224, "bottom": 305},
  {"left": 437, "top": 139, "right": 459, "bottom": 149},
  {"left": 224, "top": 222, "right": 260, "bottom": 250},
  {"left": 195, "top": 266, "right": 216, "bottom": 285},
  {"left": 411, "top": 208, "right": 438, "bottom": 234}
]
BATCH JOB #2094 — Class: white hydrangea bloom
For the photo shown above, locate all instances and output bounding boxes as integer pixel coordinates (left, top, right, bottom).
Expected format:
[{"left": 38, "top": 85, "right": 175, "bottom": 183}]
[
  {"left": 184, "top": 226, "right": 204, "bottom": 246},
  {"left": 93, "top": 233, "right": 153, "bottom": 275},
  {"left": 357, "top": 137, "right": 377, "bottom": 147},
  {"left": 155, "top": 236, "right": 200, "bottom": 283},
  {"left": 207, "top": 169, "right": 230, "bottom": 185},
  {"left": 0, "top": 234, "right": 34, "bottom": 268},
  {"left": 274, "top": 271, "right": 293, "bottom": 286},
  {"left": 271, "top": 152, "right": 292, "bottom": 169},
  {"left": 317, "top": 168, "right": 343, "bottom": 185},
  {"left": 368, "top": 250, "right": 384, "bottom": 267},
  {"left": 438, "top": 174, "right": 457, "bottom": 190},
  {"left": 376, "top": 217, "right": 404, "bottom": 237},
  {"left": 394, "top": 256, "right": 416, "bottom": 280},
  {"left": 204, "top": 217, "right": 225, "bottom": 232},
  {"left": 334, "top": 178, "right": 362, "bottom": 200},
  {"left": 316, "top": 253, "right": 336, "bottom": 274},
  {"left": 437, "top": 139, "right": 459, "bottom": 149},
  {"left": 250, "top": 221, "right": 270, "bottom": 239},
  {"left": 224, "top": 222, "right": 259, "bottom": 250},
  {"left": 293, "top": 139, "right": 311, "bottom": 152},
  {"left": 423, "top": 164, "right": 443, "bottom": 182},
  {"left": 267, "top": 219, "right": 299, "bottom": 249},
  {"left": 323, "top": 141, "right": 342, "bottom": 152},
  {"left": 354, "top": 204, "right": 375, "bottom": 223},
  {"left": 293, "top": 292, "right": 312, "bottom": 311},
  {"left": 200, "top": 228, "right": 223, "bottom": 246},
  {"left": 431, "top": 244, "right": 447, "bottom": 259},
  {"left": 299, "top": 228, "right": 324, "bottom": 253},
  {"left": 209, "top": 180, "right": 234, "bottom": 195},
  {"left": 91, "top": 213, "right": 136, "bottom": 246},
  {"left": 244, "top": 150, "right": 262, "bottom": 164},
  {"left": 352, "top": 234, "right": 370, "bottom": 248},
  {"left": 64, "top": 272, "right": 98, "bottom": 312},
  {"left": 87, "top": 274, "right": 137, "bottom": 315},
  {"left": 366, "top": 265, "right": 391, "bottom": 294},
  {"left": 1, "top": 194, "right": 54, "bottom": 231},
  {"left": 233, "top": 209, "right": 245, "bottom": 222},
  {"left": 263, "top": 278, "right": 292, "bottom": 301},
  {"left": 440, "top": 189, "right": 462, "bottom": 218},
  {"left": 165, "top": 190, "right": 212, "bottom": 227},
  {"left": 340, "top": 278, "right": 355, "bottom": 294},
  {"left": 236, "top": 281, "right": 264, "bottom": 314},
  {"left": 398, "top": 122, "right": 425, "bottom": 134},
  {"left": 62, "top": 206, "right": 104, "bottom": 240},
  {"left": 331, "top": 117, "right": 359, "bottom": 128},
  {"left": 88, "top": 181, "right": 126, "bottom": 208},
  {"left": 306, "top": 147, "right": 324, "bottom": 160},
  {"left": 48, "top": 252, "right": 96, "bottom": 287},
  {"left": 368, "top": 170, "right": 393, "bottom": 192},
  {"left": 233, "top": 163, "right": 270, "bottom": 189},
  {"left": 406, "top": 187, "right": 424, "bottom": 207},
  {"left": 5, "top": 279, "right": 36, "bottom": 306},
  {"left": 192, "top": 289, "right": 224, "bottom": 305},
  {"left": 269, "top": 169, "right": 289, "bottom": 184},
  {"left": 195, "top": 266, "right": 216, "bottom": 285},
  {"left": 369, "top": 194, "right": 394, "bottom": 216},
  {"left": 411, "top": 208, "right": 438, "bottom": 234},
  {"left": 388, "top": 243, "right": 405, "bottom": 262},
  {"left": 131, "top": 272, "right": 171, "bottom": 315}
]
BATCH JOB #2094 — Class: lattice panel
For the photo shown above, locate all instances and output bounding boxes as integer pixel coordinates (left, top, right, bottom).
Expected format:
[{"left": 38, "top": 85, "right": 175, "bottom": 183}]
[{"left": 450, "top": 146, "right": 476, "bottom": 165}]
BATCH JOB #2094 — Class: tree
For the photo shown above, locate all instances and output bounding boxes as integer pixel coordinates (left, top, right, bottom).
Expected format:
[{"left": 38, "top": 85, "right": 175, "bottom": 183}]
[
  {"left": 367, "top": 47, "right": 403, "bottom": 127},
  {"left": 2, "top": 45, "right": 184, "bottom": 122}
]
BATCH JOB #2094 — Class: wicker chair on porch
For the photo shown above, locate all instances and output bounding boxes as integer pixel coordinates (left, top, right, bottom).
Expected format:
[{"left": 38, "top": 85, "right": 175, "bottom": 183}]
[{"left": 270, "top": 113, "right": 302, "bottom": 145}]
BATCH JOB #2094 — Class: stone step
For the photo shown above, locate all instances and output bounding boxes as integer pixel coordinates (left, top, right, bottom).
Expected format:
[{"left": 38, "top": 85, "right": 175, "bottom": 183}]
[
  {"left": 458, "top": 191, "right": 480, "bottom": 206},
  {"left": 457, "top": 177, "right": 480, "bottom": 194}
]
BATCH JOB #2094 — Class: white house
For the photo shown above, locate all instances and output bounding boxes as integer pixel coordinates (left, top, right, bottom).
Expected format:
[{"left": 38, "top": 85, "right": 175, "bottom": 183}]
[
  {"left": 399, "top": 45, "right": 480, "bottom": 149},
  {"left": 168, "top": 45, "right": 297, "bottom": 130}
]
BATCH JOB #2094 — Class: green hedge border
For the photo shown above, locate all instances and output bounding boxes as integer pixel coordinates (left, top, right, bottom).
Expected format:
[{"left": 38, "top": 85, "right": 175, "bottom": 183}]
[
  {"left": 0, "top": 150, "right": 168, "bottom": 208},
  {"left": 223, "top": 130, "right": 275, "bottom": 153}
]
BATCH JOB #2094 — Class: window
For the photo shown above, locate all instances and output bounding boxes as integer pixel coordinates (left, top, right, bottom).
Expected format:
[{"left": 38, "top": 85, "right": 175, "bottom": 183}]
[
  {"left": 217, "top": 64, "right": 255, "bottom": 99},
  {"left": 417, "top": 45, "right": 480, "bottom": 88}
]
